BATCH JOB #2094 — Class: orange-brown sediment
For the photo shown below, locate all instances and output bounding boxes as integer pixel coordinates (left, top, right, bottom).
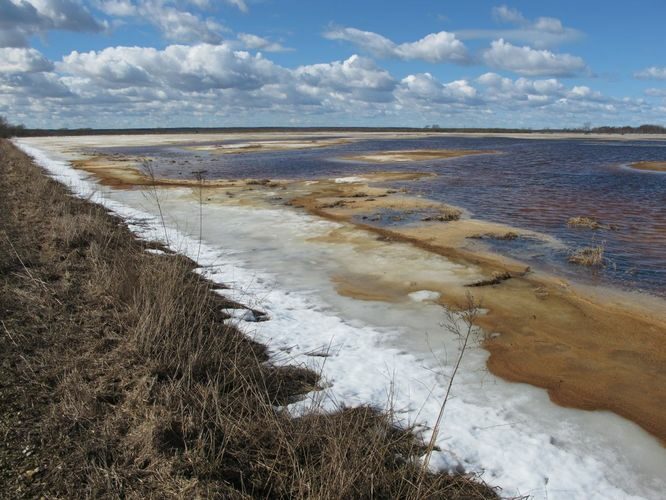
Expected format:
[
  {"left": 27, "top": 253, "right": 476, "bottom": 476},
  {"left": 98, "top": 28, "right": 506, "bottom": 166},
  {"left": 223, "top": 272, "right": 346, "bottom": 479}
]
[
  {"left": 630, "top": 161, "right": 666, "bottom": 172},
  {"left": 287, "top": 179, "right": 666, "bottom": 444}
]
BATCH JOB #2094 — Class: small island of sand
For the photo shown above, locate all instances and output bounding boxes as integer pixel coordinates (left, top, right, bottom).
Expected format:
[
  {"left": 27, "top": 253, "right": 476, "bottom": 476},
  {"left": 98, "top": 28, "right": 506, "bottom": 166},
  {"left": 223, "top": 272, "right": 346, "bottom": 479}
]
[
  {"left": 186, "top": 137, "right": 352, "bottom": 154},
  {"left": 342, "top": 149, "right": 494, "bottom": 163},
  {"left": 630, "top": 161, "right": 666, "bottom": 172}
]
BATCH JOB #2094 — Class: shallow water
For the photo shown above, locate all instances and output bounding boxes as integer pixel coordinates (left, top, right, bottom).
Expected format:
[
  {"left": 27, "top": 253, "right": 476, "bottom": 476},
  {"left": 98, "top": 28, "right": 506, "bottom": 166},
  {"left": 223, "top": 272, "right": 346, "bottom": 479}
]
[{"left": 99, "top": 135, "right": 666, "bottom": 297}]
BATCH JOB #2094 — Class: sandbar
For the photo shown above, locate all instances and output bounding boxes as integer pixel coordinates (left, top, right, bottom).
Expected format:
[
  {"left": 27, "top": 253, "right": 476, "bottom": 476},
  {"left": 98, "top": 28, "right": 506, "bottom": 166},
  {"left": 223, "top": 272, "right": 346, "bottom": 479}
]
[
  {"left": 186, "top": 137, "right": 352, "bottom": 154},
  {"left": 630, "top": 161, "right": 666, "bottom": 172},
  {"left": 343, "top": 149, "right": 494, "bottom": 163}
]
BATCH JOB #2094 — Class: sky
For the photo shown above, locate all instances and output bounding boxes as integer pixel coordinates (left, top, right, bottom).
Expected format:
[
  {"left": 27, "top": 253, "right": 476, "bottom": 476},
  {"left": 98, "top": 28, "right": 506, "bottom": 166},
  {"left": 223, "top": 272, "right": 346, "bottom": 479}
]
[{"left": 1, "top": 0, "right": 665, "bottom": 129}]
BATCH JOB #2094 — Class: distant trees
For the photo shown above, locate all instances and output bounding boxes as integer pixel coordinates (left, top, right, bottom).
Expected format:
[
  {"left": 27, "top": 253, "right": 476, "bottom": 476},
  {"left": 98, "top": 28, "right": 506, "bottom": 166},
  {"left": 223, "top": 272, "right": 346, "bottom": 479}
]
[
  {"left": 1, "top": 118, "right": 664, "bottom": 137},
  {"left": 0, "top": 115, "right": 26, "bottom": 138},
  {"left": 590, "top": 124, "right": 666, "bottom": 135}
]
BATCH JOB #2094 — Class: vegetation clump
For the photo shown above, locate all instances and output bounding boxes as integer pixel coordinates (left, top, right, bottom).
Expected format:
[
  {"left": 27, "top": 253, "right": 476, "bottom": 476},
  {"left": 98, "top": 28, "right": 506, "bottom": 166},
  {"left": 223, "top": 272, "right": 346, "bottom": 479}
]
[
  {"left": 468, "top": 232, "right": 519, "bottom": 240},
  {"left": 568, "top": 244, "right": 606, "bottom": 266},
  {"left": 422, "top": 207, "right": 462, "bottom": 222},
  {"left": 0, "top": 115, "right": 25, "bottom": 138},
  {"left": 245, "top": 178, "right": 272, "bottom": 185},
  {"left": 568, "top": 216, "right": 602, "bottom": 229},
  {"left": 466, "top": 272, "right": 512, "bottom": 287}
]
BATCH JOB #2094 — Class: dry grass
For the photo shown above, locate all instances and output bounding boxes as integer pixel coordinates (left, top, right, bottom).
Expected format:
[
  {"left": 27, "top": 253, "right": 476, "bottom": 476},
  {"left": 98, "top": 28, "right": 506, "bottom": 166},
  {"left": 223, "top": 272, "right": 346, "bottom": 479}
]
[
  {"left": 421, "top": 207, "right": 462, "bottom": 222},
  {"left": 0, "top": 140, "right": 497, "bottom": 499},
  {"left": 468, "top": 232, "right": 519, "bottom": 241},
  {"left": 494, "top": 231, "right": 519, "bottom": 240},
  {"left": 466, "top": 272, "right": 512, "bottom": 288},
  {"left": 567, "top": 216, "right": 602, "bottom": 229},
  {"left": 568, "top": 244, "right": 605, "bottom": 266}
]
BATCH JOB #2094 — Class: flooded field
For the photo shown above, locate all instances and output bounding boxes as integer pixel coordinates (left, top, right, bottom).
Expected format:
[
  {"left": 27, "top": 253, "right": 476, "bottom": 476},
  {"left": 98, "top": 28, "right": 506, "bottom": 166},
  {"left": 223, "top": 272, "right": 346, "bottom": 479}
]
[{"left": 98, "top": 134, "right": 666, "bottom": 297}]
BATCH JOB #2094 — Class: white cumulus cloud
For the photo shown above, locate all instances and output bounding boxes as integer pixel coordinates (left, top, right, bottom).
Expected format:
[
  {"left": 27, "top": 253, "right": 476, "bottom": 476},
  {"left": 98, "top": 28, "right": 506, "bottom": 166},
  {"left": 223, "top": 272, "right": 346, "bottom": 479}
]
[
  {"left": 396, "top": 73, "right": 478, "bottom": 105},
  {"left": 0, "top": 71, "right": 71, "bottom": 97},
  {"left": 96, "top": 0, "right": 225, "bottom": 44},
  {"left": 324, "top": 27, "right": 468, "bottom": 63},
  {"left": 295, "top": 54, "right": 396, "bottom": 103},
  {"left": 59, "top": 43, "right": 287, "bottom": 91},
  {"left": 0, "top": 47, "right": 53, "bottom": 73},
  {"left": 482, "top": 39, "right": 587, "bottom": 77},
  {"left": 0, "top": 0, "right": 105, "bottom": 47}
]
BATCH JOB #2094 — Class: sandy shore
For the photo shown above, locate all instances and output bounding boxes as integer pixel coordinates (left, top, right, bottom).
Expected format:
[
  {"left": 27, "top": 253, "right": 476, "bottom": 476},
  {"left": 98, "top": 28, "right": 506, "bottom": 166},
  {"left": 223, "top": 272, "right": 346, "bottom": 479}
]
[
  {"left": 284, "top": 177, "right": 666, "bottom": 443},
  {"left": 21, "top": 134, "right": 666, "bottom": 444},
  {"left": 630, "top": 161, "right": 666, "bottom": 172}
]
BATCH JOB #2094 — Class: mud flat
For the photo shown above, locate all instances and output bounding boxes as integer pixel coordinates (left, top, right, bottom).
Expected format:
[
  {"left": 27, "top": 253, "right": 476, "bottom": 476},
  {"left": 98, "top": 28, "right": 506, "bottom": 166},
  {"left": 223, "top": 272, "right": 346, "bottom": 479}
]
[
  {"left": 55, "top": 144, "right": 666, "bottom": 443},
  {"left": 288, "top": 176, "right": 666, "bottom": 443},
  {"left": 71, "top": 155, "right": 243, "bottom": 189},
  {"left": 630, "top": 161, "right": 666, "bottom": 172},
  {"left": 342, "top": 149, "right": 495, "bottom": 163}
]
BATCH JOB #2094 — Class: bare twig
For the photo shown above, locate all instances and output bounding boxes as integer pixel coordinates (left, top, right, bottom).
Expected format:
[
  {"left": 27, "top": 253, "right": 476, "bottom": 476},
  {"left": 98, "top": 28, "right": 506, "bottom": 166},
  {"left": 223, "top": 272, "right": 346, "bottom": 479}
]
[
  {"left": 193, "top": 169, "right": 207, "bottom": 263},
  {"left": 141, "top": 159, "right": 170, "bottom": 247},
  {"left": 1, "top": 320, "right": 18, "bottom": 346},
  {"left": 418, "top": 292, "right": 480, "bottom": 486}
]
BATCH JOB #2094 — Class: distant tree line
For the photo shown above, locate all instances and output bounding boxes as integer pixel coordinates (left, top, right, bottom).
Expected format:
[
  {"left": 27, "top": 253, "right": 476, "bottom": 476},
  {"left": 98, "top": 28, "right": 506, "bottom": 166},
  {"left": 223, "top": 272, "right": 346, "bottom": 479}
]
[
  {"left": 0, "top": 115, "right": 27, "bottom": 138},
  {"left": 587, "top": 124, "right": 666, "bottom": 135},
  {"left": 2, "top": 115, "right": 665, "bottom": 137}
]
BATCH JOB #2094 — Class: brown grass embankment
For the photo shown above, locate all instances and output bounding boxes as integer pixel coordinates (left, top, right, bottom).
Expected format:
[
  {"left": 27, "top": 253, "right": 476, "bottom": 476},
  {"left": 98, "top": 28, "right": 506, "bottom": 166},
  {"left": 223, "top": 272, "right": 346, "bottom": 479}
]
[{"left": 0, "top": 140, "right": 496, "bottom": 498}]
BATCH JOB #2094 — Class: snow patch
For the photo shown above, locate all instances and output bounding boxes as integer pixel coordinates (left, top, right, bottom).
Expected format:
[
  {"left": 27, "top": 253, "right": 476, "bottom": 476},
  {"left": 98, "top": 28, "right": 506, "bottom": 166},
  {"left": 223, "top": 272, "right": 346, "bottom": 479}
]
[
  {"left": 335, "top": 176, "right": 366, "bottom": 183},
  {"left": 408, "top": 290, "right": 441, "bottom": 302}
]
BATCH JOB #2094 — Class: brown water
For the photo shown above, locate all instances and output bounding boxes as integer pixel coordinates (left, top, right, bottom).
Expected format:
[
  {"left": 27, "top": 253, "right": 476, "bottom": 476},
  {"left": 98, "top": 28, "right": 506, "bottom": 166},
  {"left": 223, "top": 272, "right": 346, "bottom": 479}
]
[{"left": 98, "top": 135, "right": 666, "bottom": 297}]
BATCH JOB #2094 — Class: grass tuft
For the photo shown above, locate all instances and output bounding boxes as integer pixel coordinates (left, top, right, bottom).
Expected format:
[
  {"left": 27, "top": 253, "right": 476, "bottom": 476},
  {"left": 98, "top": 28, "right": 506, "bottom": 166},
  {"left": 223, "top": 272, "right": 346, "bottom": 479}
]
[
  {"left": 568, "top": 244, "right": 605, "bottom": 266},
  {"left": 567, "top": 216, "right": 602, "bottom": 229}
]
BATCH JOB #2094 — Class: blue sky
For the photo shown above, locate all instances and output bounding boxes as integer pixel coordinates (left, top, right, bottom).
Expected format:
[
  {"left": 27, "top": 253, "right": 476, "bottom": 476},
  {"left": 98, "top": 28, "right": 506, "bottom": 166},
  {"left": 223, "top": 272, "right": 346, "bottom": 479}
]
[{"left": 1, "top": 0, "right": 665, "bottom": 128}]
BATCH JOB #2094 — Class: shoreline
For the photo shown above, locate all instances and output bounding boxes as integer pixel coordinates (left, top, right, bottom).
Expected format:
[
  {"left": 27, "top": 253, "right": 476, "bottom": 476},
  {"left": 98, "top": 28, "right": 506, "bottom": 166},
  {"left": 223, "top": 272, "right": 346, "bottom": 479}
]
[
  {"left": 0, "top": 139, "right": 498, "bottom": 498},
  {"left": 47, "top": 140, "right": 666, "bottom": 443},
  {"left": 288, "top": 177, "right": 666, "bottom": 442},
  {"left": 11, "top": 135, "right": 656, "bottom": 498}
]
